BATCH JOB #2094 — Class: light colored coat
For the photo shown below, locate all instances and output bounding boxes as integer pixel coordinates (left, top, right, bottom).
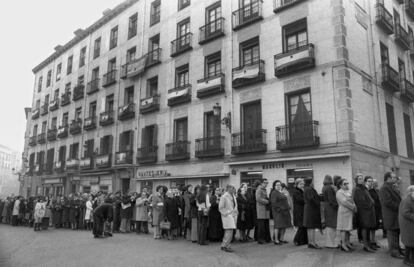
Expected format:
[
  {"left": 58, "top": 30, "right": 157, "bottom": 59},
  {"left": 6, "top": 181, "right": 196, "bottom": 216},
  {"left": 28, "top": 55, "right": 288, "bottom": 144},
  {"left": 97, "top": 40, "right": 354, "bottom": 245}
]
[
  {"left": 12, "top": 199, "right": 20, "bottom": 216},
  {"left": 219, "top": 192, "right": 238, "bottom": 229},
  {"left": 134, "top": 197, "right": 149, "bottom": 221},
  {"left": 256, "top": 187, "right": 270, "bottom": 219},
  {"left": 85, "top": 200, "right": 93, "bottom": 220},
  {"left": 336, "top": 189, "right": 355, "bottom": 231}
]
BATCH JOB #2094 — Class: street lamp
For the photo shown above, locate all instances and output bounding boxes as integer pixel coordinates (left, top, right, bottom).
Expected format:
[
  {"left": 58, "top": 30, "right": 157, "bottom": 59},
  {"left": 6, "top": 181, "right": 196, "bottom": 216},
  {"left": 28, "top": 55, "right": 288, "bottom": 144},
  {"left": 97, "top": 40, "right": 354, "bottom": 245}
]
[{"left": 213, "top": 103, "right": 231, "bottom": 132}]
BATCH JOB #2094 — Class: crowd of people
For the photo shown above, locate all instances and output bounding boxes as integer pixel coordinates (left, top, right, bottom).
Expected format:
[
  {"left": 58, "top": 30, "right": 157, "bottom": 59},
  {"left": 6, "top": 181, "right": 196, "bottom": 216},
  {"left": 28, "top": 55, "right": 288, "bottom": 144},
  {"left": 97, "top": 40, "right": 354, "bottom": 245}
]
[{"left": 1, "top": 171, "right": 414, "bottom": 266}]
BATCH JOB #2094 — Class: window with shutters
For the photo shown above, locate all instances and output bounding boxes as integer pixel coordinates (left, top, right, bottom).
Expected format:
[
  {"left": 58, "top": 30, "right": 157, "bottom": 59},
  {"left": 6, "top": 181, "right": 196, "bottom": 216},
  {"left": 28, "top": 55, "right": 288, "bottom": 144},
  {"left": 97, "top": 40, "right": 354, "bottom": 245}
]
[
  {"left": 404, "top": 113, "right": 414, "bottom": 158},
  {"left": 100, "top": 135, "right": 113, "bottom": 155},
  {"left": 125, "top": 86, "right": 134, "bottom": 104},
  {"left": 150, "top": 0, "right": 161, "bottom": 25},
  {"left": 126, "top": 47, "right": 136, "bottom": 63},
  {"left": 46, "top": 70, "right": 52, "bottom": 87},
  {"left": 84, "top": 139, "right": 94, "bottom": 158},
  {"left": 67, "top": 55, "right": 73, "bottom": 75},
  {"left": 37, "top": 76, "right": 43, "bottom": 92},
  {"left": 174, "top": 117, "right": 188, "bottom": 142},
  {"left": 93, "top": 37, "right": 101, "bottom": 59},
  {"left": 79, "top": 46, "right": 86, "bottom": 67},
  {"left": 386, "top": 103, "right": 398, "bottom": 154},
  {"left": 128, "top": 13, "right": 138, "bottom": 39},
  {"left": 110, "top": 26, "right": 118, "bottom": 49},
  {"left": 147, "top": 76, "right": 158, "bottom": 97},
  {"left": 89, "top": 101, "right": 97, "bottom": 117},
  {"left": 119, "top": 131, "right": 134, "bottom": 152},
  {"left": 142, "top": 125, "right": 158, "bottom": 148},
  {"left": 69, "top": 143, "right": 79, "bottom": 159},
  {"left": 106, "top": 94, "right": 114, "bottom": 111},
  {"left": 380, "top": 42, "right": 389, "bottom": 65},
  {"left": 56, "top": 63, "right": 62, "bottom": 81}
]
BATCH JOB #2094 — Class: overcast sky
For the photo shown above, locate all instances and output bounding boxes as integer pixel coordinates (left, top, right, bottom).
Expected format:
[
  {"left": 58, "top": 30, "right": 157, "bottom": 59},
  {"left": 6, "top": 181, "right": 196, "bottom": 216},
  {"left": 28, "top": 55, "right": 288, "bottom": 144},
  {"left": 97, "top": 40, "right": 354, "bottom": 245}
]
[{"left": 0, "top": 0, "right": 124, "bottom": 153}]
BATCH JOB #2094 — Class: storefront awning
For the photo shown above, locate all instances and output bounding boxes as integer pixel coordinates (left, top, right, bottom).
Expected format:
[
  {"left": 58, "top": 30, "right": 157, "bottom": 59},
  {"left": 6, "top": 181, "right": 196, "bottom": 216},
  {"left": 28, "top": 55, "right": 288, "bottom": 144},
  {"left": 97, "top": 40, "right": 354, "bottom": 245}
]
[{"left": 136, "top": 173, "right": 229, "bottom": 181}]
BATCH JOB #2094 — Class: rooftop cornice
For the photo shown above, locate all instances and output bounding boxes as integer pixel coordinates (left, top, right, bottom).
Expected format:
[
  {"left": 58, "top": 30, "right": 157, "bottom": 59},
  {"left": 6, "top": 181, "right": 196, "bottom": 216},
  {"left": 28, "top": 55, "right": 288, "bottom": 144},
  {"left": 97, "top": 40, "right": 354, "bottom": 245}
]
[{"left": 32, "top": 0, "right": 139, "bottom": 74}]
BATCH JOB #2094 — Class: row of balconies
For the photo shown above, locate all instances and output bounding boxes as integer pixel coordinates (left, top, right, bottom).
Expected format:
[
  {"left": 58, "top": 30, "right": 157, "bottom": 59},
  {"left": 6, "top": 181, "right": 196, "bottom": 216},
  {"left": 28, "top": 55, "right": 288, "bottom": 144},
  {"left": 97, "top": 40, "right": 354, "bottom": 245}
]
[
  {"left": 31, "top": 43, "right": 316, "bottom": 120},
  {"left": 375, "top": 2, "right": 413, "bottom": 52},
  {"left": 28, "top": 121, "right": 320, "bottom": 167},
  {"left": 381, "top": 64, "right": 414, "bottom": 102}
]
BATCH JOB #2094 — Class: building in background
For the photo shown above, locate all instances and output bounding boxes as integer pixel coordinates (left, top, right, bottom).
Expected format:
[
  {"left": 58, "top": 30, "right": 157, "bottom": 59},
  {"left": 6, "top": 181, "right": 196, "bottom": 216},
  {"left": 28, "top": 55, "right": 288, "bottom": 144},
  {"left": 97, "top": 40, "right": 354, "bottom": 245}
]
[
  {"left": 0, "top": 144, "right": 22, "bottom": 197},
  {"left": 20, "top": 0, "right": 414, "bottom": 197}
]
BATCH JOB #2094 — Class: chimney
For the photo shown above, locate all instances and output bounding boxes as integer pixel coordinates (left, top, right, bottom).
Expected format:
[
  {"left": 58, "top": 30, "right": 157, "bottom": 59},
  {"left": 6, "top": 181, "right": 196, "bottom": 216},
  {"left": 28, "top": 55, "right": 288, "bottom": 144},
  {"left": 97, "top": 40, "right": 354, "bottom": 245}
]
[
  {"left": 74, "top": 28, "right": 84, "bottom": 37},
  {"left": 102, "top": 8, "right": 112, "bottom": 16},
  {"left": 54, "top": 45, "right": 63, "bottom": 52}
]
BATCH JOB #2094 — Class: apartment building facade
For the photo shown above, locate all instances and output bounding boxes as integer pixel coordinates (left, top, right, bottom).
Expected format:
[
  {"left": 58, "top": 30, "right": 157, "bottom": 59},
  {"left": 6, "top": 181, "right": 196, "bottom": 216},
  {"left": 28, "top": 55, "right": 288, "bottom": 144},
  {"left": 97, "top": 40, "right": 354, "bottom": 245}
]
[{"left": 21, "top": 0, "right": 414, "bottom": 197}]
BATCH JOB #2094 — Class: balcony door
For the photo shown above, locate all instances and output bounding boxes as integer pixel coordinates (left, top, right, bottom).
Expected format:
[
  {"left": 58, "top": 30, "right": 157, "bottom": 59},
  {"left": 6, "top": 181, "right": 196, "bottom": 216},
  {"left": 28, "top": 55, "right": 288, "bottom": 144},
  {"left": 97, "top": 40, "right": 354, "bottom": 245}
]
[
  {"left": 283, "top": 19, "right": 308, "bottom": 52},
  {"left": 287, "top": 91, "right": 313, "bottom": 144},
  {"left": 204, "top": 112, "right": 220, "bottom": 150},
  {"left": 177, "top": 19, "right": 190, "bottom": 48},
  {"left": 176, "top": 64, "right": 189, "bottom": 87},
  {"left": 174, "top": 118, "right": 188, "bottom": 142},
  {"left": 58, "top": 146, "right": 66, "bottom": 163},
  {"left": 46, "top": 148, "right": 54, "bottom": 170},
  {"left": 398, "top": 58, "right": 406, "bottom": 81},
  {"left": 242, "top": 101, "right": 261, "bottom": 145},
  {"left": 142, "top": 125, "right": 158, "bottom": 148},
  {"left": 69, "top": 143, "right": 79, "bottom": 160},
  {"left": 51, "top": 117, "right": 57, "bottom": 129},
  {"left": 241, "top": 0, "right": 259, "bottom": 23},
  {"left": 125, "top": 87, "right": 134, "bottom": 105},
  {"left": 380, "top": 42, "right": 389, "bottom": 65},
  {"left": 41, "top": 121, "right": 47, "bottom": 133},
  {"left": 100, "top": 135, "right": 113, "bottom": 155},
  {"left": 119, "top": 131, "right": 133, "bottom": 152},
  {"left": 206, "top": 2, "right": 221, "bottom": 35},
  {"left": 240, "top": 37, "right": 259, "bottom": 66},
  {"left": 84, "top": 139, "right": 94, "bottom": 158},
  {"left": 89, "top": 101, "right": 97, "bottom": 117}
]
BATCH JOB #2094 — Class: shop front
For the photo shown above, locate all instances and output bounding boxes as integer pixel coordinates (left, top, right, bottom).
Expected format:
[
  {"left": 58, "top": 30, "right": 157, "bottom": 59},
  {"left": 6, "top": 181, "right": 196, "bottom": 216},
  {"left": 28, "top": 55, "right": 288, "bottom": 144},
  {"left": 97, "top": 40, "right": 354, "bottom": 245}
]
[
  {"left": 228, "top": 152, "right": 351, "bottom": 193},
  {"left": 78, "top": 172, "right": 113, "bottom": 194},
  {"left": 42, "top": 177, "right": 66, "bottom": 196},
  {"left": 135, "top": 161, "right": 229, "bottom": 193}
]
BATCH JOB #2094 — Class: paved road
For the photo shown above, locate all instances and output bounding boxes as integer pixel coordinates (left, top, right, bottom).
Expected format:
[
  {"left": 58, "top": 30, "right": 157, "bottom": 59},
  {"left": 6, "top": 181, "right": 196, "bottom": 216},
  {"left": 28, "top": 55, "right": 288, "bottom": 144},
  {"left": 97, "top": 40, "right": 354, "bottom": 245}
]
[{"left": 0, "top": 224, "right": 408, "bottom": 267}]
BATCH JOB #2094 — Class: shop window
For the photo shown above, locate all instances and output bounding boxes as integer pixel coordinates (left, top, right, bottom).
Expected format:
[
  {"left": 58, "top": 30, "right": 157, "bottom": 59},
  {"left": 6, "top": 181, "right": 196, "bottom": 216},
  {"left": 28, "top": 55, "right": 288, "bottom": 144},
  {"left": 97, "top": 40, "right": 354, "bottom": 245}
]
[
  {"left": 286, "top": 168, "right": 314, "bottom": 191},
  {"left": 100, "top": 185, "right": 109, "bottom": 193},
  {"left": 83, "top": 186, "right": 91, "bottom": 194},
  {"left": 201, "top": 177, "right": 219, "bottom": 189},
  {"left": 240, "top": 171, "right": 262, "bottom": 188}
]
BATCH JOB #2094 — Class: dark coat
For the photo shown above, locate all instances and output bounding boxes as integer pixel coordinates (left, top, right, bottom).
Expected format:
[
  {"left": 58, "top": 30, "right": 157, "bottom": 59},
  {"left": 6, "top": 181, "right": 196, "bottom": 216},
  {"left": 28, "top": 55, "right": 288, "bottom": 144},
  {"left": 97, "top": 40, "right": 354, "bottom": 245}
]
[
  {"left": 62, "top": 200, "right": 70, "bottom": 223},
  {"left": 303, "top": 186, "right": 322, "bottom": 229},
  {"left": 292, "top": 187, "right": 305, "bottom": 227},
  {"left": 369, "top": 188, "right": 382, "bottom": 229},
  {"left": 208, "top": 195, "right": 224, "bottom": 240},
  {"left": 399, "top": 195, "right": 414, "bottom": 247},
  {"left": 120, "top": 197, "right": 133, "bottom": 219},
  {"left": 353, "top": 184, "right": 376, "bottom": 229},
  {"left": 236, "top": 194, "right": 255, "bottom": 230},
  {"left": 270, "top": 190, "right": 292, "bottom": 229},
  {"left": 189, "top": 194, "right": 198, "bottom": 219},
  {"left": 183, "top": 192, "right": 192, "bottom": 219},
  {"left": 164, "top": 197, "right": 180, "bottom": 229},
  {"left": 379, "top": 183, "right": 401, "bottom": 230},
  {"left": 322, "top": 185, "right": 338, "bottom": 228},
  {"left": 93, "top": 203, "right": 113, "bottom": 222}
]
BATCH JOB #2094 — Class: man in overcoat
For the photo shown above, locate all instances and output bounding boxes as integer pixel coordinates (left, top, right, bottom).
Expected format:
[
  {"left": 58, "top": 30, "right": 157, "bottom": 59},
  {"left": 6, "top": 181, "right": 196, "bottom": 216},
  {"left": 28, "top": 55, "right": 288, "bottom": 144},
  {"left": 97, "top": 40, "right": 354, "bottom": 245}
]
[
  {"left": 93, "top": 198, "right": 113, "bottom": 238},
  {"left": 219, "top": 184, "right": 238, "bottom": 252},
  {"left": 379, "top": 172, "right": 403, "bottom": 259},
  {"left": 255, "top": 179, "right": 270, "bottom": 244}
]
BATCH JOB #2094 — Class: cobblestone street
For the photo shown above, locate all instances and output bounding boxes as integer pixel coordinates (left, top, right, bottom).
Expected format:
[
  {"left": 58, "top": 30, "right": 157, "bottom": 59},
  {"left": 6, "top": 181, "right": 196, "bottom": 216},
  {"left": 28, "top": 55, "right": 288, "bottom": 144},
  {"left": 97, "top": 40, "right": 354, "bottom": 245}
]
[{"left": 0, "top": 224, "right": 408, "bottom": 267}]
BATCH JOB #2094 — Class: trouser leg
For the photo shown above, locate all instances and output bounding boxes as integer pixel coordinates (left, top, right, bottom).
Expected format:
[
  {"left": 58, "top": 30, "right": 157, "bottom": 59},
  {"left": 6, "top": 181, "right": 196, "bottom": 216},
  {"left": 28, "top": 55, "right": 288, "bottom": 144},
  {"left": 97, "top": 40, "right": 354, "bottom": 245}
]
[{"left": 221, "top": 229, "right": 233, "bottom": 249}]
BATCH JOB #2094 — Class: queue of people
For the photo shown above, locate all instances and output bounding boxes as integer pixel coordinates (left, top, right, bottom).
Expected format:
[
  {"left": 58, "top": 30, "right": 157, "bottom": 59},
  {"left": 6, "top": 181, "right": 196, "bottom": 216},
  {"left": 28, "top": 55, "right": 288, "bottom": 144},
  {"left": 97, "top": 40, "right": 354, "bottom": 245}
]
[{"left": 1, "top": 172, "right": 414, "bottom": 265}]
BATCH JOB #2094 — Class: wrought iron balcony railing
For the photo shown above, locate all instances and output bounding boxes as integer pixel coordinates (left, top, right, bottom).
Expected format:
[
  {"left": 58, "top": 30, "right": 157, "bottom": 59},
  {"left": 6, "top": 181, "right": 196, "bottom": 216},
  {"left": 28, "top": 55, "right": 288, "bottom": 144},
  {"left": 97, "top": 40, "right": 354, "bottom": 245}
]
[
  {"left": 195, "top": 136, "right": 224, "bottom": 158},
  {"left": 231, "top": 129, "right": 267, "bottom": 154},
  {"left": 137, "top": 146, "right": 158, "bottom": 164},
  {"left": 102, "top": 70, "right": 117, "bottom": 87},
  {"left": 118, "top": 103, "right": 135, "bottom": 121},
  {"left": 99, "top": 110, "right": 114, "bottom": 126},
  {"left": 69, "top": 119, "right": 82, "bottom": 135},
  {"left": 37, "top": 133, "right": 46, "bottom": 144},
  {"left": 232, "top": 0, "right": 263, "bottom": 31},
  {"left": 171, "top": 33, "right": 193, "bottom": 57},
  {"left": 381, "top": 64, "right": 400, "bottom": 92},
  {"left": 273, "top": 0, "right": 306, "bottom": 13},
  {"left": 73, "top": 84, "right": 85, "bottom": 101},
  {"left": 61, "top": 92, "right": 71, "bottom": 106},
  {"left": 83, "top": 116, "right": 97, "bottom": 131},
  {"left": 199, "top": 18, "right": 225, "bottom": 45},
  {"left": 47, "top": 128, "right": 57, "bottom": 141},
  {"left": 87, "top": 78, "right": 100, "bottom": 95},
  {"left": 115, "top": 150, "right": 133, "bottom": 165},
  {"left": 49, "top": 99, "right": 59, "bottom": 111},
  {"left": 232, "top": 60, "right": 265, "bottom": 88},
  {"left": 375, "top": 3, "right": 394, "bottom": 35},
  {"left": 276, "top": 121, "right": 320, "bottom": 150},
  {"left": 274, "top": 44, "right": 315, "bottom": 77},
  {"left": 140, "top": 94, "right": 160, "bottom": 114},
  {"left": 166, "top": 141, "right": 190, "bottom": 161}
]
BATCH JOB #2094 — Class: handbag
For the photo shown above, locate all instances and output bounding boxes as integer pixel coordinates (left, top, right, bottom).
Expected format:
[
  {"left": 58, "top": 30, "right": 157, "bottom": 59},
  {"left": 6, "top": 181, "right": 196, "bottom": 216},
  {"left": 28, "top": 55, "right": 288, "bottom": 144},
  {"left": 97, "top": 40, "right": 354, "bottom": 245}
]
[{"left": 160, "top": 221, "right": 171, "bottom": 230}]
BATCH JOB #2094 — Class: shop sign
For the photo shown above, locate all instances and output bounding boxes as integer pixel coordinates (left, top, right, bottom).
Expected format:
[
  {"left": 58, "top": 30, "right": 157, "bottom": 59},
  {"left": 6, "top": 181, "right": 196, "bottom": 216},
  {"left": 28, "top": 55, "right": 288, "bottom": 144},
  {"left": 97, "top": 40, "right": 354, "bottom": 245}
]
[
  {"left": 90, "top": 177, "right": 100, "bottom": 184},
  {"left": 44, "top": 178, "right": 62, "bottom": 184},
  {"left": 138, "top": 170, "right": 171, "bottom": 178},
  {"left": 296, "top": 162, "right": 312, "bottom": 168}
]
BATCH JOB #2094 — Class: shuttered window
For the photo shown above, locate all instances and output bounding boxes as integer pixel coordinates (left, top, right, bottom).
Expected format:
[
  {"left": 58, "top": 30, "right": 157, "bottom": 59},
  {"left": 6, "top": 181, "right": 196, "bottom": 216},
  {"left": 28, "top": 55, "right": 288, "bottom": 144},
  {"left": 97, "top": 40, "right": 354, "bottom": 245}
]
[{"left": 386, "top": 103, "right": 398, "bottom": 154}]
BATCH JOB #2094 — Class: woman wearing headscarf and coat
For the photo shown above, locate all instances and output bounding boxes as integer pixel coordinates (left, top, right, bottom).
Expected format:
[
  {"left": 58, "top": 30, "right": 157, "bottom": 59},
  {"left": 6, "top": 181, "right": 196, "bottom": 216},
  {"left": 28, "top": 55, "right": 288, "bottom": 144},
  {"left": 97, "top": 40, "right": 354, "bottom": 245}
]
[
  {"left": 292, "top": 178, "right": 308, "bottom": 246},
  {"left": 303, "top": 178, "right": 322, "bottom": 249},
  {"left": 322, "top": 175, "right": 338, "bottom": 248}
]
